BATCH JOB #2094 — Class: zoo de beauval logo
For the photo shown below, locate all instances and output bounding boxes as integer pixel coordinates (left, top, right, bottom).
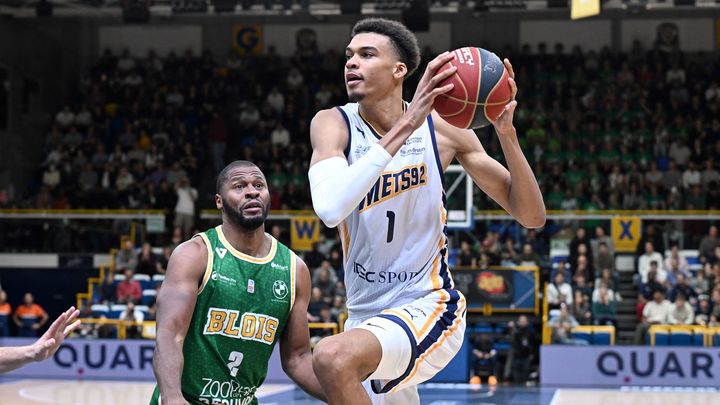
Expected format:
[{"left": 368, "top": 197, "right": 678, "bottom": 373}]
[{"left": 272, "top": 280, "right": 289, "bottom": 300}]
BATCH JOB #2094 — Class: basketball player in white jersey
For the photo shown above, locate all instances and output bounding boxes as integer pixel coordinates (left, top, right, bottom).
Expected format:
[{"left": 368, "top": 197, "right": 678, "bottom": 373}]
[{"left": 308, "top": 18, "right": 545, "bottom": 405}]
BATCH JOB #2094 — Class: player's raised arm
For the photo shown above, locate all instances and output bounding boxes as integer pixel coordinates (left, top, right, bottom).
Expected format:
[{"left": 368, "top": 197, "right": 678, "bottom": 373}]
[
  {"left": 434, "top": 59, "right": 545, "bottom": 229},
  {"left": 308, "top": 51, "right": 457, "bottom": 229},
  {"left": 153, "top": 239, "right": 207, "bottom": 405},
  {"left": 279, "top": 256, "right": 327, "bottom": 402}
]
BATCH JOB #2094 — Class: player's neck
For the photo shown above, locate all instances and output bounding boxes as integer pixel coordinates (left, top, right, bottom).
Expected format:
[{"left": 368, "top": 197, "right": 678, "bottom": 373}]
[
  {"left": 220, "top": 223, "right": 270, "bottom": 258},
  {"left": 358, "top": 91, "right": 405, "bottom": 136}
]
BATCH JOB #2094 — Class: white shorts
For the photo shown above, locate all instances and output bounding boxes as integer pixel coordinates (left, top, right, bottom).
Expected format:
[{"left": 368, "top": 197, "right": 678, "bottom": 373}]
[{"left": 345, "top": 288, "right": 467, "bottom": 403}]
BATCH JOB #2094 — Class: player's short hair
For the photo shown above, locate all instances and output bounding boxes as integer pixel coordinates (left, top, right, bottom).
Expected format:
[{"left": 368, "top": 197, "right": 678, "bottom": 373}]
[
  {"left": 216, "top": 160, "right": 261, "bottom": 194},
  {"left": 351, "top": 18, "right": 421, "bottom": 80}
]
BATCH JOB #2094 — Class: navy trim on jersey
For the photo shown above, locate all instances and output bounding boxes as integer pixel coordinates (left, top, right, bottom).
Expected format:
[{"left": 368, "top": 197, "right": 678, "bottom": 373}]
[
  {"left": 427, "top": 114, "right": 445, "bottom": 184},
  {"left": 439, "top": 193, "right": 452, "bottom": 289},
  {"left": 373, "top": 314, "right": 419, "bottom": 394},
  {"left": 336, "top": 106, "right": 352, "bottom": 159},
  {"left": 359, "top": 114, "right": 383, "bottom": 141}
]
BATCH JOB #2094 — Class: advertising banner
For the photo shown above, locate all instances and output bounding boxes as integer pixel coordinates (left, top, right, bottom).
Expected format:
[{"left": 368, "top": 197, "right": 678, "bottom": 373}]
[
  {"left": 541, "top": 345, "right": 720, "bottom": 387},
  {"left": 0, "top": 338, "right": 291, "bottom": 383}
]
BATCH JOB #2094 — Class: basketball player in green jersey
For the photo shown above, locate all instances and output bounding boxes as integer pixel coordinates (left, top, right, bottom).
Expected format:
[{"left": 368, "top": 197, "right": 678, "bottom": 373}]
[{"left": 151, "top": 161, "right": 326, "bottom": 405}]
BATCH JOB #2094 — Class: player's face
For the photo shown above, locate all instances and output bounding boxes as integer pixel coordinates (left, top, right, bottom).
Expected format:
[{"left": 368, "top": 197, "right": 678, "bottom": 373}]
[
  {"left": 345, "top": 33, "right": 404, "bottom": 102},
  {"left": 217, "top": 166, "right": 271, "bottom": 231}
]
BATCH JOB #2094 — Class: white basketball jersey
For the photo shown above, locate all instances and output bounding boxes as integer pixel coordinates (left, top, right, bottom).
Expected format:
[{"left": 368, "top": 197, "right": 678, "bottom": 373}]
[{"left": 336, "top": 102, "right": 454, "bottom": 320}]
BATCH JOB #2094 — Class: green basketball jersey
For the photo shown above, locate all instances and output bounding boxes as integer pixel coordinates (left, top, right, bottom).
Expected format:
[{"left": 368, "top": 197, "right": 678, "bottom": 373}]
[{"left": 150, "top": 225, "right": 296, "bottom": 405}]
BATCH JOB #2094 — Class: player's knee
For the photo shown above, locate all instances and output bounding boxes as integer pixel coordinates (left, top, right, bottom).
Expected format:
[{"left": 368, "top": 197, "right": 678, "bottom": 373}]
[{"left": 312, "top": 337, "right": 351, "bottom": 378}]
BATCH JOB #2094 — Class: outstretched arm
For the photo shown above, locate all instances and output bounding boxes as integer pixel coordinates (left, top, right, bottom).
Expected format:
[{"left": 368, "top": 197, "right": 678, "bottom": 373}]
[
  {"left": 308, "top": 52, "right": 457, "bottom": 228},
  {"left": 280, "top": 256, "right": 327, "bottom": 402},
  {"left": 0, "top": 306, "right": 80, "bottom": 374},
  {"left": 153, "top": 238, "right": 207, "bottom": 405},
  {"left": 434, "top": 59, "right": 545, "bottom": 229}
]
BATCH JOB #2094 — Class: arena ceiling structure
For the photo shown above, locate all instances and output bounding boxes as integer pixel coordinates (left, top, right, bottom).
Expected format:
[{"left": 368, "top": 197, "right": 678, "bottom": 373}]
[{"left": 0, "top": 0, "right": 718, "bottom": 19}]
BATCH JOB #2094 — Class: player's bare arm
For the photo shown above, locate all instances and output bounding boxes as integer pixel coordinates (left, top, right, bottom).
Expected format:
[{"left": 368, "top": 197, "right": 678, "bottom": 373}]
[
  {"left": 0, "top": 306, "right": 80, "bottom": 374},
  {"left": 279, "top": 256, "right": 327, "bottom": 402},
  {"left": 433, "top": 58, "right": 545, "bottom": 229},
  {"left": 153, "top": 238, "right": 207, "bottom": 405}
]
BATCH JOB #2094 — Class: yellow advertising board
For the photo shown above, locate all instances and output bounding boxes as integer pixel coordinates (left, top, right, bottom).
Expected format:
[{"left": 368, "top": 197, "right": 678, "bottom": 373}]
[
  {"left": 611, "top": 216, "right": 641, "bottom": 253},
  {"left": 290, "top": 216, "right": 321, "bottom": 252},
  {"left": 232, "top": 25, "right": 263, "bottom": 55}
]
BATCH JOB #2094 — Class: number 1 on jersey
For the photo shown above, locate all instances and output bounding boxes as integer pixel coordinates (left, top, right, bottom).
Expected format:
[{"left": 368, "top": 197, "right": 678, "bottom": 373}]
[
  {"left": 227, "top": 351, "right": 244, "bottom": 377},
  {"left": 386, "top": 211, "right": 395, "bottom": 243}
]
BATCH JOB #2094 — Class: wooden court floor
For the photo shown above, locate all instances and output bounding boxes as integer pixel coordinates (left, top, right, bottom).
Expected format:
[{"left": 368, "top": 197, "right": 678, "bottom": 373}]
[{"left": 0, "top": 380, "right": 718, "bottom": 405}]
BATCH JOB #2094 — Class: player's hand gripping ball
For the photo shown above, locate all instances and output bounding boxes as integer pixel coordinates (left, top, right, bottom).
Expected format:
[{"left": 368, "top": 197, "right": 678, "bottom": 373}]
[{"left": 432, "top": 47, "right": 512, "bottom": 129}]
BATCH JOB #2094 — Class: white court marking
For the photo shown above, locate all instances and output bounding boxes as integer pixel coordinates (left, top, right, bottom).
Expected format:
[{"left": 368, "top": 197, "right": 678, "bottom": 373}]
[
  {"left": 0, "top": 379, "right": 295, "bottom": 405},
  {"left": 552, "top": 388, "right": 720, "bottom": 405}
]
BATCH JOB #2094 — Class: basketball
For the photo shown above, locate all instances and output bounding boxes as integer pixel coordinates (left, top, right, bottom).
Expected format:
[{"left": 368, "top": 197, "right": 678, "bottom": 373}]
[{"left": 433, "top": 47, "right": 512, "bottom": 129}]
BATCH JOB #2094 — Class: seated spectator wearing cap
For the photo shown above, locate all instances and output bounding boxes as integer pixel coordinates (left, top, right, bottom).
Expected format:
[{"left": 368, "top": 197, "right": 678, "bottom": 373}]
[
  {"left": 13, "top": 293, "right": 48, "bottom": 337},
  {"left": 634, "top": 289, "right": 672, "bottom": 344}
]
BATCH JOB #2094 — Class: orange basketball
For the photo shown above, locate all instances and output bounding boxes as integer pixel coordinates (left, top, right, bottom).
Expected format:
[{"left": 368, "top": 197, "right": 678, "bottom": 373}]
[{"left": 433, "top": 47, "right": 512, "bottom": 129}]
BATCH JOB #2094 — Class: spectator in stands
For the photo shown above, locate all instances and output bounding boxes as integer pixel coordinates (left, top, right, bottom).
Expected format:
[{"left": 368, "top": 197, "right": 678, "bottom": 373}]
[
  {"left": 207, "top": 110, "right": 227, "bottom": 174},
  {"left": 593, "top": 242, "right": 615, "bottom": 275},
  {"left": 116, "top": 268, "right": 142, "bottom": 305},
  {"left": 595, "top": 268, "right": 619, "bottom": 293},
  {"left": 307, "top": 287, "right": 324, "bottom": 323},
  {"left": 500, "top": 238, "right": 518, "bottom": 265},
  {"left": 699, "top": 225, "right": 719, "bottom": 265},
  {"left": 701, "top": 159, "right": 720, "bottom": 187},
  {"left": 641, "top": 265, "right": 665, "bottom": 299},
  {"left": 638, "top": 242, "right": 665, "bottom": 284},
  {"left": 572, "top": 273, "right": 592, "bottom": 299},
  {"left": 549, "top": 304, "right": 587, "bottom": 345},
  {"left": 313, "top": 267, "right": 336, "bottom": 303},
  {"left": 635, "top": 224, "right": 665, "bottom": 259},
  {"left": 0, "top": 290, "right": 10, "bottom": 337},
  {"left": 119, "top": 301, "right": 144, "bottom": 339},
  {"left": 115, "top": 239, "right": 137, "bottom": 273},
  {"left": 136, "top": 242, "right": 160, "bottom": 276},
  {"left": 508, "top": 315, "right": 535, "bottom": 385},
  {"left": 571, "top": 291, "right": 591, "bottom": 325},
  {"left": 669, "top": 273, "right": 697, "bottom": 305},
  {"left": 668, "top": 294, "right": 694, "bottom": 325},
  {"left": 55, "top": 105, "right": 75, "bottom": 128},
  {"left": 457, "top": 241, "right": 476, "bottom": 267},
  {"left": 691, "top": 270, "right": 710, "bottom": 296},
  {"left": 470, "top": 335, "right": 497, "bottom": 387},
  {"left": 516, "top": 242, "right": 542, "bottom": 267},
  {"left": 592, "top": 286, "right": 617, "bottom": 326},
  {"left": 547, "top": 272, "right": 573, "bottom": 310},
  {"left": 695, "top": 295, "right": 712, "bottom": 326},
  {"left": 329, "top": 295, "right": 345, "bottom": 321},
  {"left": 13, "top": 293, "right": 49, "bottom": 337},
  {"left": 174, "top": 176, "right": 197, "bottom": 239},
  {"left": 664, "top": 244, "right": 689, "bottom": 276},
  {"left": 634, "top": 289, "right": 672, "bottom": 344},
  {"left": 100, "top": 273, "right": 117, "bottom": 305},
  {"left": 41, "top": 164, "right": 61, "bottom": 190},
  {"left": 569, "top": 228, "right": 592, "bottom": 268}
]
